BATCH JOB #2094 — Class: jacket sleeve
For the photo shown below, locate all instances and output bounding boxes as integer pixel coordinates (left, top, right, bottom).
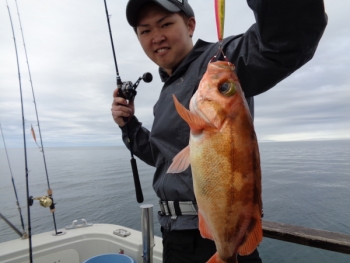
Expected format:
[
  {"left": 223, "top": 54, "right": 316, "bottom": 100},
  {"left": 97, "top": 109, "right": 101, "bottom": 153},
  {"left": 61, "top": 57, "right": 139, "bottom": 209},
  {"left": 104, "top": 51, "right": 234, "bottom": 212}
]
[
  {"left": 226, "top": 0, "right": 328, "bottom": 97},
  {"left": 120, "top": 116, "right": 156, "bottom": 167}
]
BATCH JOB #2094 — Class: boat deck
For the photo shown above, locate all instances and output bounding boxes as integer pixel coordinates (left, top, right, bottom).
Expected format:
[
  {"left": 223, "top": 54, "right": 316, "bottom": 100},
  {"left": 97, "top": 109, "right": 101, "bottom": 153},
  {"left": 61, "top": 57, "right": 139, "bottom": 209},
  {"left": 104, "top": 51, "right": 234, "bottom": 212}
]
[{"left": 0, "top": 223, "right": 163, "bottom": 263}]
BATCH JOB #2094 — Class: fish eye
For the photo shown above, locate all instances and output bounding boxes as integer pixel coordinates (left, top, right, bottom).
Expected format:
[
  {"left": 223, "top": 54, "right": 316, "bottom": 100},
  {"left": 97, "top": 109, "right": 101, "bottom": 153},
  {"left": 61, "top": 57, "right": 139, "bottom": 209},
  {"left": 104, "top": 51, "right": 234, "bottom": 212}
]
[{"left": 219, "top": 81, "right": 236, "bottom": 96}]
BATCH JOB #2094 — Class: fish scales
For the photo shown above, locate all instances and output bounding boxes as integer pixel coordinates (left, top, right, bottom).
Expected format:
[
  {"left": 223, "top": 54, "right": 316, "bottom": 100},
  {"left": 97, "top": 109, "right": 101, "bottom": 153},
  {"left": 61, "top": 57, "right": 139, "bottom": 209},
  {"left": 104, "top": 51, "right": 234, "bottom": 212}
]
[{"left": 168, "top": 60, "right": 262, "bottom": 263}]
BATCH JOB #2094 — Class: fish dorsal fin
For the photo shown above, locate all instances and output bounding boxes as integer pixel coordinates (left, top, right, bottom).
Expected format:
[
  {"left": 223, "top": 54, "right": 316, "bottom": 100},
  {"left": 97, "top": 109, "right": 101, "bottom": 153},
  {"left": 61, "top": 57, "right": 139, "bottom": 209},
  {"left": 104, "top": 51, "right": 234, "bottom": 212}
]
[
  {"left": 237, "top": 212, "right": 263, "bottom": 256},
  {"left": 173, "top": 94, "right": 210, "bottom": 132},
  {"left": 167, "top": 145, "right": 191, "bottom": 174}
]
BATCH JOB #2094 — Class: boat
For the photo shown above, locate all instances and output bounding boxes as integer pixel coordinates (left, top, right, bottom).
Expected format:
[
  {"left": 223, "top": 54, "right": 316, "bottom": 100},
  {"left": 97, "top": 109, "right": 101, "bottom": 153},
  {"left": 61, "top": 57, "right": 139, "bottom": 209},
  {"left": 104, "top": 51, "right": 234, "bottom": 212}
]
[
  {"left": 2, "top": 206, "right": 350, "bottom": 263},
  {"left": 0, "top": 209, "right": 163, "bottom": 263}
]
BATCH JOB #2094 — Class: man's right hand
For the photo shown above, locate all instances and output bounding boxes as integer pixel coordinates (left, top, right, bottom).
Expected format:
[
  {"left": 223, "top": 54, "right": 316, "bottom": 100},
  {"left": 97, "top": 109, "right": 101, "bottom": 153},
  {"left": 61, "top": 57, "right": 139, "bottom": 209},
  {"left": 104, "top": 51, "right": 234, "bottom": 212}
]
[{"left": 111, "top": 88, "right": 135, "bottom": 127}]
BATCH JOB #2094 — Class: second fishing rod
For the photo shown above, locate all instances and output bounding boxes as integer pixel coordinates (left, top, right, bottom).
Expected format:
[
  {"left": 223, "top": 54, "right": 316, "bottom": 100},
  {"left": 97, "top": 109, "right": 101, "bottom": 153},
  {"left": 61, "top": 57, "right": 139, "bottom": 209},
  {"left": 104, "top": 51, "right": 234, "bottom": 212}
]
[{"left": 104, "top": 0, "right": 153, "bottom": 203}]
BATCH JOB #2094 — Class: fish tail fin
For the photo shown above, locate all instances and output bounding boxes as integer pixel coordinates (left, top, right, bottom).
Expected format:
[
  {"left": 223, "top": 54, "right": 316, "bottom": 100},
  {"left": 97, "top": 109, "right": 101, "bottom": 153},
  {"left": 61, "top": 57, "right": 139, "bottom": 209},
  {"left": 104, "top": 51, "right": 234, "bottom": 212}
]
[
  {"left": 207, "top": 252, "right": 237, "bottom": 263},
  {"left": 237, "top": 212, "right": 263, "bottom": 256}
]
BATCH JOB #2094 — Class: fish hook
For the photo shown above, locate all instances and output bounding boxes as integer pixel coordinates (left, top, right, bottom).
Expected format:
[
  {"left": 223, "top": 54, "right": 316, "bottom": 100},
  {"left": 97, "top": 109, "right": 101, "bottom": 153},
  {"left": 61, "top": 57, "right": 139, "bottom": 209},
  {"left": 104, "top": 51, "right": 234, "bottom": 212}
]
[{"left": 210, "top": 40, "right": 229, "bottom": 65}]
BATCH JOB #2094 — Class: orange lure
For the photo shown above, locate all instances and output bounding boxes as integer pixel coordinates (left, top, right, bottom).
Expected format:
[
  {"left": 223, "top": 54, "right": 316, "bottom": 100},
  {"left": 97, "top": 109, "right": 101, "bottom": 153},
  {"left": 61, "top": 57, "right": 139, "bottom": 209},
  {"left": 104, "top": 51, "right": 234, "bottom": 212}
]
[
  {"left": 168, "top": 61, "right": 263, "bottom": 263},
  {"left": 215, "top": 0, "right": 225, "bottom": 41}
]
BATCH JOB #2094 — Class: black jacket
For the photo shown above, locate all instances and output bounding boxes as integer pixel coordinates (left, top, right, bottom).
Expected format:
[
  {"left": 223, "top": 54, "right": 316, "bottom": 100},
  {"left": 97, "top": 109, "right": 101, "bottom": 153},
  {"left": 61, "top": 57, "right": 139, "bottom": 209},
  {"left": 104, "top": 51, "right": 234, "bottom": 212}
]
[{"left": 121, "top": 0, "right": 328, "bottom": 231}]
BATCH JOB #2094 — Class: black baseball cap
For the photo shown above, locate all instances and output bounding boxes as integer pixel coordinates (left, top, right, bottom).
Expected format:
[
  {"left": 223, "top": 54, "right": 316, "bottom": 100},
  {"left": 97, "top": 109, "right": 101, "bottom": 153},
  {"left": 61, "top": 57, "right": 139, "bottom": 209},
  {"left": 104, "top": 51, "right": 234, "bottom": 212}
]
[{"left": 126, "top": 0, "right": 195, "bottom": 27}]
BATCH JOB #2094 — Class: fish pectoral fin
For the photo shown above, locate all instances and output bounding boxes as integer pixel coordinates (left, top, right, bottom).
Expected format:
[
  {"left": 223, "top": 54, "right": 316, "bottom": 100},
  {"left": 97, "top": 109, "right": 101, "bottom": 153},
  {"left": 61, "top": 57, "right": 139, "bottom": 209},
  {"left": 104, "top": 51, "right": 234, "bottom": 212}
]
[
  {"left": 167, "top": 145, "right": 191, "bottom": 174},
  {"left": 237, "top": 215, "right": 263, "bottom": 256},
  {"left": 199, "top": 210, "right": 213, "bottom": 240},
  {"left": 173, "top": 94, "right": 210, "bottom": 132}
]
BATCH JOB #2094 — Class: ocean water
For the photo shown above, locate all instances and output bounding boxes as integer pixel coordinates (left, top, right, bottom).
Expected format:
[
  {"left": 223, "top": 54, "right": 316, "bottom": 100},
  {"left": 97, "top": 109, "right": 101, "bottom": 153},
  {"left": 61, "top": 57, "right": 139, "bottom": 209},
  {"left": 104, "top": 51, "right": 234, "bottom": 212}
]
[{"left": 0, "top": 140, "right": 350, "bottom": 263}]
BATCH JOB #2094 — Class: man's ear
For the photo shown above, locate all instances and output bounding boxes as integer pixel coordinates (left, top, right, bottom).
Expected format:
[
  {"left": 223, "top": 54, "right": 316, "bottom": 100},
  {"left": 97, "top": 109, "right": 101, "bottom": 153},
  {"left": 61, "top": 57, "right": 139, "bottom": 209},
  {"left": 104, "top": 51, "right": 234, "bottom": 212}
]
[{"left": 188, "top": 17, "right": 196, "bottom": 37}]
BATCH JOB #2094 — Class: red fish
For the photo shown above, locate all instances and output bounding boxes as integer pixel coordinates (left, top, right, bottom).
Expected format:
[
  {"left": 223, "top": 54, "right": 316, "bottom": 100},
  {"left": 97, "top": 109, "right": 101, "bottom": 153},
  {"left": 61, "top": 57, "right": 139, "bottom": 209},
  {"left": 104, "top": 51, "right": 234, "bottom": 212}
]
[{"left": 168, "top": 60, "right": 263, "bottom": 263}]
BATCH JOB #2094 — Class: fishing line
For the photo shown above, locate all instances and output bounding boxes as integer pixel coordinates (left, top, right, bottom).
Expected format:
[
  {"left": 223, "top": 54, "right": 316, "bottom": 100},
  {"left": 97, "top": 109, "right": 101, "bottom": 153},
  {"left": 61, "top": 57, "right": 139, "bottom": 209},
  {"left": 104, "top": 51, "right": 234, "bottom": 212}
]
[
  {"left": 0, "top": 123, "right": 27, "bottom": 238},
  {"left": 5, "top": 1, "right": 33, "bottom": 262},
  {"left": 13, "top": 0, "right": 62, "bottom": 236}
]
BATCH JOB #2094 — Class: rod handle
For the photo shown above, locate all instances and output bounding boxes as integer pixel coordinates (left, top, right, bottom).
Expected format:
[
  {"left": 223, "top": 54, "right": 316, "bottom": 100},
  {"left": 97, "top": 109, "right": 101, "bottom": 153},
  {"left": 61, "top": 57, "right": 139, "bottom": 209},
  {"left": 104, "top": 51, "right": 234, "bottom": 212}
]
[{"left": 131, "top": 157, "right": 144, "bottom": 203}]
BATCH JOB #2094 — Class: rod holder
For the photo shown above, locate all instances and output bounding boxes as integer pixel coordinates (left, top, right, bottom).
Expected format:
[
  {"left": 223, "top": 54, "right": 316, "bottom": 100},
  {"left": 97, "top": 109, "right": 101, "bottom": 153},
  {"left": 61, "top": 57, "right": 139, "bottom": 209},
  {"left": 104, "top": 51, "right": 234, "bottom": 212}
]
[{"left": 140, "top": 204, "right": 154, "bottom": 263}]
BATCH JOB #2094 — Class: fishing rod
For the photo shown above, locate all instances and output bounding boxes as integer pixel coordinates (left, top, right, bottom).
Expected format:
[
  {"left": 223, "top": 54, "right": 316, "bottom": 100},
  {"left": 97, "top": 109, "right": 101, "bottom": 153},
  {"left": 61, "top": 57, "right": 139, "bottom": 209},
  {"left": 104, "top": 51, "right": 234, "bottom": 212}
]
[
  {"left": 103, "top": 0, "right": 153, "bottom": 203},
  {"left": 13, "top": 0, "right": 62, "bottom": 237},
  {"left": 0, "top": 123, "right": 27, "bottom": 239},
  {"left": 5, "top": 1, "right": 33, "bottom": 262}
]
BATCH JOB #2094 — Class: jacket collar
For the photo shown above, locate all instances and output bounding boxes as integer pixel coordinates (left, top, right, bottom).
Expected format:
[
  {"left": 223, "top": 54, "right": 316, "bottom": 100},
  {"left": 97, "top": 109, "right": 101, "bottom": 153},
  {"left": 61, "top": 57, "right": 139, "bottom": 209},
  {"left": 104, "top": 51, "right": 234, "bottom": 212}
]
[{"left": 159, "top": 39, "right": 212, "bottom": 82}]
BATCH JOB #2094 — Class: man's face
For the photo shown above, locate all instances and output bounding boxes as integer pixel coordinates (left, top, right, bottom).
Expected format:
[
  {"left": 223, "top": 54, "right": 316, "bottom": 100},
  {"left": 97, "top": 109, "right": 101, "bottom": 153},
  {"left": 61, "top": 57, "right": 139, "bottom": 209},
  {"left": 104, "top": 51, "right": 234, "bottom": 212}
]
[{"left": 136, "top": 4, "right": 195, "bottom": 75}]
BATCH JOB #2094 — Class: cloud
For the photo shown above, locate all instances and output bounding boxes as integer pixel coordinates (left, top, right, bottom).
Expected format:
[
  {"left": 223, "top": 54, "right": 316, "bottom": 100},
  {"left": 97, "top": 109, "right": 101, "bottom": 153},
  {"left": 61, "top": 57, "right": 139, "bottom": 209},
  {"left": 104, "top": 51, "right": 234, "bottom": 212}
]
[{"left": 0, "top": 0, "right": 349, "bottom": 149}]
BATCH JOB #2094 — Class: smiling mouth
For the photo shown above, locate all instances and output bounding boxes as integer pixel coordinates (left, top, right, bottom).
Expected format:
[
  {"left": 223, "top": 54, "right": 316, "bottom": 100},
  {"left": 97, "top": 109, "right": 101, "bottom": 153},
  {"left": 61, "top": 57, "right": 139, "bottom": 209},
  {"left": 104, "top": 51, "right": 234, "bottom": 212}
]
[{"left": 155, "top": 48, "right": 169, "bottom": 53}]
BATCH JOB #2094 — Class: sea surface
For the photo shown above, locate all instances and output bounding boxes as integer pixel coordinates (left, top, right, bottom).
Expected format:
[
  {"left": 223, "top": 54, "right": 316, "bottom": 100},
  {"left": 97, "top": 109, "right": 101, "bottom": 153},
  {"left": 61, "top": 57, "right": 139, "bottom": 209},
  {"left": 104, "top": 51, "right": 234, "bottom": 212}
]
[{"left": 0, "top": 140, "right": 350, "bottom": 263}]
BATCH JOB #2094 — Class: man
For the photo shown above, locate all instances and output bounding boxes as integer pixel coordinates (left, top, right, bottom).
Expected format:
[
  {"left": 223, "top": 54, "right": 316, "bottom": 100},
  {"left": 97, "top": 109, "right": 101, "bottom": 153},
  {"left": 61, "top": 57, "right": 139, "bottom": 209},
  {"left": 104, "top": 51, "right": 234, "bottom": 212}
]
[{"left": 111, "top": 0, "right": 327, "bottom": 262}]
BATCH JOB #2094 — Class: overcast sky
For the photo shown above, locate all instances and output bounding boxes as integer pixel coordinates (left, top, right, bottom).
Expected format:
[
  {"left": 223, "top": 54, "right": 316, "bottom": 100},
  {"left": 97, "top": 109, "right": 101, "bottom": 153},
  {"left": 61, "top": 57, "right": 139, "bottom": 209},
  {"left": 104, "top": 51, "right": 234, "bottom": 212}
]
[{"left": 0, "top": 0, "right": 349, "bottom": 148}]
